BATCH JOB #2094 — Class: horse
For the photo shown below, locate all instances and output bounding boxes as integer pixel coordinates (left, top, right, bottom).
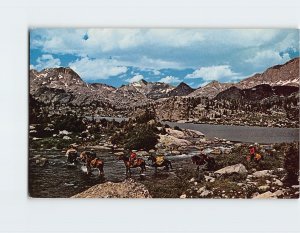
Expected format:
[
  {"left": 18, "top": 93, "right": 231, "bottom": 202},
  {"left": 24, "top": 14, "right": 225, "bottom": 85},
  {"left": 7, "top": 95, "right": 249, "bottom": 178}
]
[
  {"left": 191, "top": 154, "right": 215, "bottom": 171},
  {"left": 79, "top": 151, "right": 104, "bottom": 176},
  {"left": 147, "top": 155, "right": 172, "bottom": 174},
  {"left": 118, "top": 155, "right": 146, "bottom": 177}
]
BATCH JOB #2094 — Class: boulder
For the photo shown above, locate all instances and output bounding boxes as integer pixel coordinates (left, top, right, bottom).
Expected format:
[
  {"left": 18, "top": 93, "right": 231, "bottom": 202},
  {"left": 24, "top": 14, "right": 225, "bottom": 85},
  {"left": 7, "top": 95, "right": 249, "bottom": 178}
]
[
  {"left": 252, "top": 170, "right": 274, "bottom": 178},
  {"left": 258, "top": 185, "right": 270, "bottom": 192},
  {"left": 165, "top": 128, "right": 186, "bottom": 138},
  {"left": 272, "top": 179, "right": 283, "bottom": 186},
  {"left": 59, "top": 130, "right": 71, "bottom": 135},
  {"left": 72, "top": 179, "right": 151, "bottom": 198},
  {"left": 253, "top": 191, "right": 277, "bottom": 199},
  {"left": 204, "top": 175, "right": 215, "bottom": 182},
  {"left": 159, "top": 134, "right": 191, "bottom": 147},
  {"left": 214, "top": 163, "right": 248, "bottom": 176},
  {"left": 62, "top": 136, "right": 71, "bottom": 140},
  {"left": 273, "top": 190, "right": 285, "bottom": 197}
]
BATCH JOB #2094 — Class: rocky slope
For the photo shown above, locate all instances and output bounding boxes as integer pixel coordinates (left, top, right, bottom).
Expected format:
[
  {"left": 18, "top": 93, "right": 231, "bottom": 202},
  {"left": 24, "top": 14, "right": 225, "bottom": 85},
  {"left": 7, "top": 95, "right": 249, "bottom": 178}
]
[
  {"left": 188, "top": 81, "right": 234, "bottom": 98},
  {"left": 166, "top": 82, "right": 195, "bottom": 97},
  {"left": 187, "top": 58, "right": 299, "bottom": 99},
  {"left": 216, "top": 84, "right": 299, "bottom": 102},
  {"left": 236, "top": 57, "right": 299, "bottom": 88}
]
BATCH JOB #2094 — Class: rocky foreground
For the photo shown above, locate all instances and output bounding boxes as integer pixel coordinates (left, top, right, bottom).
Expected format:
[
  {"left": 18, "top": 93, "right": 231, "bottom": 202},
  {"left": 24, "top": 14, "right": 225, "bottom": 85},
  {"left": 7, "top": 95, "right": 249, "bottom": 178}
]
[{"left": 72, "top": 179, "right": 151, "bottom": 198}]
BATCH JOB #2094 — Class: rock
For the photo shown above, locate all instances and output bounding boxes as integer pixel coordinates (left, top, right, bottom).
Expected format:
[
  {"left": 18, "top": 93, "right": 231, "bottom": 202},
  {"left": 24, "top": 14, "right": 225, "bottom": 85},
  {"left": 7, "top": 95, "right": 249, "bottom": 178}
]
[
  {"left": 215, "top": 163, "right": 248, "bottom": 176},
  {"left": 184, "top": 129, "right": 205, "bottom": 138},
  {"left": 291, "top": 185, "right": 300, "bottom": 189},
  {"left": 272, "top": 179, "right": 283, "bottom": 186},
  {"left": 62, "top": 136, "right": 71, "bottom": 140},
  {"left": 180, "top": 194, "right": 187, "bottom": 199},
  {"left": 172, "top": 151, "right": 181, "bottom": 155},
  {"left": 235, "top": 143, "right": 242, "bottom": 148},
  {"left": 273, "top": 190, "right": 285, "bottom": 197},
  {"left": 114, "top": 152, "right": 124, "bottom": 156},
  {"left": 149, "top": 149, "right": 155, "bottom": 153},
  {"left": 166, "top": 128, "right": 186, "bottom": 138},
  {"left": 136, "top": 151, "right": 149, "bottom": 156},
  {"left": 204, "top": 175, "right": 215, "bottom": 182},
  {"left": 35, "top": 157, "right": 48, "bottom": 167},
  {"left": 189, "top": 178, "right": 195, "bottom": 183},
  {"left": 252, "top": 170, "right": 274, "bottom": 178},
  {"left": 196, "top": 186, "right": 206, "bottom": 194},
  {"left": 32, "top": 137, "right": 42, "bottom": 141},
  {"left": 59, "top": 130, "right": 71, "bottom": 135},
  {"left": 115, "top": 148, "right": 125, "bottom": 151},
  {"left": 253, "top": 191, "right": 277, "bottom": 199},
  {"left": 223, "top": 148, "right": 232, "bottom": 154},
  {"left": 211, "top": 148, "right": 222, "bottom": 155},
  {"left": 72, "top": 179, "right": 151, "bottom": 198},
  {"left": 258, "top": 185, "right": 270, "bottom": 192},
  {"left": 159, "top": 134, "right": 191, "bottom": 147},
  {"left": 200, "top": 190, "right": 212, "bottom": 198}
]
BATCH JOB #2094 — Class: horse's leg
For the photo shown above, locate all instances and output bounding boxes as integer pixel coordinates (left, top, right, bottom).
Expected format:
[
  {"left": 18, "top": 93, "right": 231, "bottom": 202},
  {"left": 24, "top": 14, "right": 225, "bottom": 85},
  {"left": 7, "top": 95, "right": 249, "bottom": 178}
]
[{"left": 169, "top": 161, "right": 173, "bottom": 169}]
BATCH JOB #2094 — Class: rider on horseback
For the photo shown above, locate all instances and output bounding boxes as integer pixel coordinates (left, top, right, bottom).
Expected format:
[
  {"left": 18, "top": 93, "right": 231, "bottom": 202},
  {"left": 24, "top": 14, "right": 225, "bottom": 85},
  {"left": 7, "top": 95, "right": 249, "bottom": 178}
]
[
  {"left": 129, "top": 151, "right": 137, "bottom": 166},
  {"left": 65, "top": 144, "right": 78, "bottom": 164}
]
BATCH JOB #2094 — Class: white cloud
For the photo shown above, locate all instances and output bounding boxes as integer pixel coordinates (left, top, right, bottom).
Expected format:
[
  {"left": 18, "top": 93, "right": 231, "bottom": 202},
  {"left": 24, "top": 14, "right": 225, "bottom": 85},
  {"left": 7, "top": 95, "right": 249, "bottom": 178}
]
[
  {"left": 185, "top": 65, "right": 239, "bottom": 81},
  {"left": 30, "top": 54, "right": 61, "bottom": 71},
  {"left": 135, "top": 56, "right": 181, "bottom": 70},
  {"left": 31, "top": 29, "right": 206, "bottom": 55},
  {"left": 126, "top": 74, "right": 144, "bottom": 83},
  {"left": 245, "top": 50, "right": 291, "bottom": 68},
  {"left": 159, "top": 76, "right": 181, "bottom": 84},
  {"left": 68, "top": 57, "right": 128, "bottom": 80}
]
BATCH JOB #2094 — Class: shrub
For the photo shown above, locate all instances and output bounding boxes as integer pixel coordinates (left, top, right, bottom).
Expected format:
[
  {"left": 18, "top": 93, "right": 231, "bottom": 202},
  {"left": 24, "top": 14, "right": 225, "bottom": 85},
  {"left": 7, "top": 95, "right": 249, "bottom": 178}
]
[
  {"left": 53, "top": 113, "right": 86, "bottom": 133},
  {"left": 284, "top": 144, "right": 299, "bottom": 185},
  {"left": 125, "top": 124, "right": 159, "bottom": 150}
]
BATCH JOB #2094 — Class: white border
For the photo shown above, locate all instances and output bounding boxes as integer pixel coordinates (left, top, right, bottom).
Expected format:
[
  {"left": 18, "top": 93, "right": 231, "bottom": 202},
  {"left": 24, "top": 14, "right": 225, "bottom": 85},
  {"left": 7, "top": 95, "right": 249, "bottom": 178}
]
[{"left": 0, "top": 0, "right": 299, "bottom": 232}]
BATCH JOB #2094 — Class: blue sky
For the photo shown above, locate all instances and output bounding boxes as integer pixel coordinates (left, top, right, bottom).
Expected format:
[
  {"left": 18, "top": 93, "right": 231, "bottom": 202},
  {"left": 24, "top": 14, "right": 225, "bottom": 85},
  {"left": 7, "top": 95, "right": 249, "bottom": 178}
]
[{"left": 30, "top": 29, "right": 299, "bottom": 88}]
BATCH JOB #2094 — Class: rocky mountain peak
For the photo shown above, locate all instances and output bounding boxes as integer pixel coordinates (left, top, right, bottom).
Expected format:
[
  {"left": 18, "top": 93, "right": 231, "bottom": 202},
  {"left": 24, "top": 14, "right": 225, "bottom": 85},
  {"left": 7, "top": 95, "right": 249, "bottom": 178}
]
[{"left": 236, "top": 57, "right": 299, "bottom": 88}]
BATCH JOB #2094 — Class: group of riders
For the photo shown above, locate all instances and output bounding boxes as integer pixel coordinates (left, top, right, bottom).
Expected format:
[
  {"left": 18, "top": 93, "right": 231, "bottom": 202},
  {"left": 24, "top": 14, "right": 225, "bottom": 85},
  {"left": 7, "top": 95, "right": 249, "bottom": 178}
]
[{"left": 65, "top": 143, "right": 263, "bottom": 177}]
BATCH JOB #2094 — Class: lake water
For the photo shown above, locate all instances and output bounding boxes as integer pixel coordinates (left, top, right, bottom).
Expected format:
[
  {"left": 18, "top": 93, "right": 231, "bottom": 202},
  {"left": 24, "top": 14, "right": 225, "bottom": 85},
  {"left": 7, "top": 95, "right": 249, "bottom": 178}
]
[
  {"left": 163, "top": 121, "right": 299, "bottom": 144},
  {"left": 92, "top": 116, "right": 299, "bottom": 143}
]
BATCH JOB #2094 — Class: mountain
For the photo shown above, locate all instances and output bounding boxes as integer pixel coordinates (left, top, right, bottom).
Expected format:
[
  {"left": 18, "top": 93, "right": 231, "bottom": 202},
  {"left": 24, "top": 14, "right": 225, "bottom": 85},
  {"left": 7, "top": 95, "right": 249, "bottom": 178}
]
[
  {"left": 167, "top": 82, "right": 195, "bottom": 97},
  {"left": 127, "top": 79, "right": 175, "bottom": 100},
  {"left": 215, "top": 84, "right": 299, "bottom": 102},
  {"left": 236, "top": 57, "right": 299, "bottom": 89},
  {"left": 188, "top": 81, "right": 234, "bottom": 98},
  {"left": 30, "top": 68, "right": 115, "bottom": 107}
]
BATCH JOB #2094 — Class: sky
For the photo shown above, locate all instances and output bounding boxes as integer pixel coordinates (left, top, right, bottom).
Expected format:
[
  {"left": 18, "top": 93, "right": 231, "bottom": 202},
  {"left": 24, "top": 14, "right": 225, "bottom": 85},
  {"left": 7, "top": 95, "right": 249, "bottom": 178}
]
[{"left": 30, "top": 28, "right": 299, "bottom": 88}]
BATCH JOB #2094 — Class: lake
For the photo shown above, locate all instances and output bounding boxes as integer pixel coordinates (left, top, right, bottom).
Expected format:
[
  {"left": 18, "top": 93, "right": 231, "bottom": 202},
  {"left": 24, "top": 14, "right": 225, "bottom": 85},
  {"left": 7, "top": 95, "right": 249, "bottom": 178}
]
[{"left": 163, "top": 121, "right": 299, "bottom": 144}]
